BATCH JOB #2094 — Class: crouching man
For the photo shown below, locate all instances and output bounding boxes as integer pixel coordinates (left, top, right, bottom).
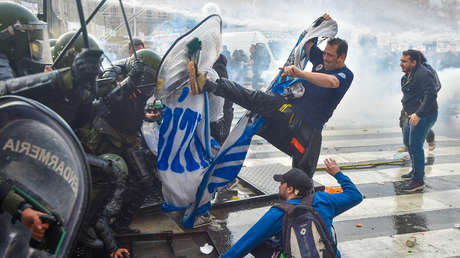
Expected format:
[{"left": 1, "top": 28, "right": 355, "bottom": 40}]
[{"left": 220, "top": 158, "right": 363, "bottom": 258}]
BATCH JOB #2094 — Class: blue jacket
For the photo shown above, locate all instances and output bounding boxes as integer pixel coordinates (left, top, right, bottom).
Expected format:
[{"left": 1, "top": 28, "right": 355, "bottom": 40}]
[{"left": 220, "top": 172, "right": 363, "bottom": 258}]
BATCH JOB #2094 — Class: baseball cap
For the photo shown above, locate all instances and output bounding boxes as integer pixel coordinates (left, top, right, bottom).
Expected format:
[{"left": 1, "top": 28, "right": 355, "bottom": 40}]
[{"left": 273, "top": 168, "right": 313, "bottom": 196}]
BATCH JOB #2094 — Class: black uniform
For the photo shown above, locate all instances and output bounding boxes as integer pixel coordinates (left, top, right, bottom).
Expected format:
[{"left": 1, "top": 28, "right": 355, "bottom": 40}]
[
  {"left": 83, "top": 60, "right": 159, "bottom": 233},
  {"left": 0, "top": 49, "right": 130, "bottom": 255}
]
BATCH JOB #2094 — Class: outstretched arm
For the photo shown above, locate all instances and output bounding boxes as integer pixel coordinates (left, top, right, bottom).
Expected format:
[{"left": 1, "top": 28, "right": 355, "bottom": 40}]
[
  {"left": 323, "top": 158, "right": 363, "bottom": 216},
  {"left": 221, "top": 207, "right": 285, "bottom": 258},
  {"left": 281, "top": 66, "right": 339, "bottom": 88}
]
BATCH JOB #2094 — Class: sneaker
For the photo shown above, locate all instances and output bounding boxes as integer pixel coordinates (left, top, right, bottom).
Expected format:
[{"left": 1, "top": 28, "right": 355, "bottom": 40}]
[
  {"left": 193, "top": 214, "right": 212, "bottom": 228},
  {"left": 401, "top": 170, "right": 414, "bottom": 179},
  {"left": 397, "top": 146, "right": 407, "bottom": 152},
  {"left": 400, "top": 181, "right": 424, "bottom": 193},
  {"left": 188, "top": 61, "right": 207, "bottom": 95},
  {"left": 428, "top": 142, "right": 435, "bottom": 151}
]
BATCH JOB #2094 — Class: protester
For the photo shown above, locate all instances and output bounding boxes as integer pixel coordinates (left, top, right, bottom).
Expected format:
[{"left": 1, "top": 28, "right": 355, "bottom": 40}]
[
  {"left": 221, "top": 45, "right": 231, "bottom": 63},
  {"left": 399, "top": 49, "right": 438, "bottom": 192},
  {"left": 129, "top": 38, "right": 145, "bottom": 57},
  {"left": 398, "top": 50, "right": 441, "bottom": 153},
  {"left": 249, "top": 43, "right": 271, "bottom": 90},
  {"left": 189, "top": 14, "right": 353, "bottom": 178},
  {"left": 220, "top": 158, "right": 362, "bottom": 257},
  {"left": 229, "top": 49, "right": 248, "bottom": 84}
]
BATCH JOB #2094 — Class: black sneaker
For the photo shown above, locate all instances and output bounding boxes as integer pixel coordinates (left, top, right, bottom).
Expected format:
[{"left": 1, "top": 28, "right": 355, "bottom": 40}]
[
  {"left": 401, "top": 170, "right": 414, "bottom": 179},
  {"left": 401, "top": 181, "right": 424, "bottom": 193}
]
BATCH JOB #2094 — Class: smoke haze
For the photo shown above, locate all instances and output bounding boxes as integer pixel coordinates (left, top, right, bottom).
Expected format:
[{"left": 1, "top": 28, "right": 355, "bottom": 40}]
[{"left": 98, "top": 0, "right": 460, "bottom": 128}]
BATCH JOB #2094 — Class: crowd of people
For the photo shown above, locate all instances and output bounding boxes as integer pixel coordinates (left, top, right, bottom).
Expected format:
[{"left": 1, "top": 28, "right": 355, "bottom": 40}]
[
  {"left": 0, "top": 3, "right": 441, "bottom": 257},
  {"left": 222, "top": 43, "right": 271, "bottom": 90}
]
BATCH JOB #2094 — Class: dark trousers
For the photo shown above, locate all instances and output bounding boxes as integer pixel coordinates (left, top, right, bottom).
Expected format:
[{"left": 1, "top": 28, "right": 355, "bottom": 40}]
[{"left": 211, "top": 78, "right": 322, "bottom": 177}]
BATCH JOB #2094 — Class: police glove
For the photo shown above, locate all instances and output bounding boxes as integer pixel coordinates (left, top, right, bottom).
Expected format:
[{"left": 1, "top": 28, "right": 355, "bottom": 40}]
[
  {"left": 72, "top": 49, "right": 103, "bottom": 87},
  {"left": 128, "top": 59, "right": 145, "bottom": 85}
]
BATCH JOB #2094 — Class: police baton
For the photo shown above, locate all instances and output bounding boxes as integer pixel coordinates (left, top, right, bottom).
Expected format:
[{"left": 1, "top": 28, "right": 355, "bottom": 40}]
[{"left": 118, "top": 0, "right": 137, "bottom": 59}]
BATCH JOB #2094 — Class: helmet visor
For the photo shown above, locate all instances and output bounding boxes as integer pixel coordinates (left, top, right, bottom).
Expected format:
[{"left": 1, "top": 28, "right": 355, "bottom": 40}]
[{"left": 24, "top": 22, "right": 52, "bottom": 64}]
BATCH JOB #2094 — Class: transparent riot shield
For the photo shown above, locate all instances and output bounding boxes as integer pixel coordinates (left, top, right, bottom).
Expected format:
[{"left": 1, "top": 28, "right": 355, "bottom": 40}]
[
  {"left": 154, "top": 14, "right": 222, "bottom": 101},
  {"left": 0, "top": 95, "right": 91, "bottom": 257}
]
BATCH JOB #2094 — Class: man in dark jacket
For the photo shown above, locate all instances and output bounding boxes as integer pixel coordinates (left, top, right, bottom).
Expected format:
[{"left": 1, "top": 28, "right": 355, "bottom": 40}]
[
  {"left": 399, "top": 49, "right": 438, "bottom": 192},
  {"left": 398, "top": 50, "right": 441, "bottom": 153},
  {"left": 220, "top": 158, "right": 362, "bottom": 258}
]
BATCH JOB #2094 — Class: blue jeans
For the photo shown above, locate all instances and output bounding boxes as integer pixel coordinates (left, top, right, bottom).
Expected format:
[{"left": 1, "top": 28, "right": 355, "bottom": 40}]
[{"left": 403, "top": 112, "right": 438, "bottom": 184}]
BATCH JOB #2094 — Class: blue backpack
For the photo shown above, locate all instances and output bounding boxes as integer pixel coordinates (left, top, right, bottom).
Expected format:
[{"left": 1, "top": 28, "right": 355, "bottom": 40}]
[{"left": 274, "top": 195, "right": 337, "bottom": 258}]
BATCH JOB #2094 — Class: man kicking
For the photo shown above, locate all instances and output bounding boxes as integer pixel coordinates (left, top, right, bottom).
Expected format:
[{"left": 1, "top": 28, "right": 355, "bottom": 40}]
[{"left": 190, "top": 14, "right": 353, "bottom": 178}]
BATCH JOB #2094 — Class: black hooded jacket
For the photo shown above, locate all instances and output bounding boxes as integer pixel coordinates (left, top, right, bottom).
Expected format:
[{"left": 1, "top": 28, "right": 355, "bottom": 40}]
[{"left": 401, "top": 63, "right": 438, "bottom": 117}]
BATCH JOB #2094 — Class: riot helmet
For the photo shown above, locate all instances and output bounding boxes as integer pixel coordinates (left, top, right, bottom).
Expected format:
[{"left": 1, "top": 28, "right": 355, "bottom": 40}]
[
  {"left": 52, "top": 31, "right": 101, "bottom": 69},
  {"left": 98, "top": 153, "right": 128, "bottom": 174},
  {"left": 0, "top": 2, "right": 52, "bottom": 74}
]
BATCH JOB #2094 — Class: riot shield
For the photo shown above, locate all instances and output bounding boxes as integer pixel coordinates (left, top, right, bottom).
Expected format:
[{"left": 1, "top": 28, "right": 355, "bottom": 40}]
[
  {"left": 0, "top": 95, "right": 91, "bottom": 257},
  {"left": 154, "top": 14, "right": 222, "bottom": 101}
]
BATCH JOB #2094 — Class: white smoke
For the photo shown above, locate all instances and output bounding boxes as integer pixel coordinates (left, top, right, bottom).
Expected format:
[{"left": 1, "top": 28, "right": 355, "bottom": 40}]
[
  {"left": 116, "top": 0, "right": 460, "bottom": 127},
  {"left": 437, "top": 68, "right": 460, "bottom": 114},
  {"left": 202, "top": 2, "right": 221, "bottom": 16}
]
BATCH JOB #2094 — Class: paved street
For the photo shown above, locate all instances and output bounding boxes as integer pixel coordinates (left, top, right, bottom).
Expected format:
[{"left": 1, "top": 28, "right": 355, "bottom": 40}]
[{"left": 210, "top": 106, "right": 460, "bottom": 258}]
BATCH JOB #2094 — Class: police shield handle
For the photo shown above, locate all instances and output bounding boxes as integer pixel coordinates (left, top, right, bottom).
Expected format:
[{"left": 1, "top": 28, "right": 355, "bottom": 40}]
[
  {"left": 21, "top": 209, "right": 49, "bottom": 241},
  {"left": 29, "top": 213, "right": 59, "bottom": 253}
]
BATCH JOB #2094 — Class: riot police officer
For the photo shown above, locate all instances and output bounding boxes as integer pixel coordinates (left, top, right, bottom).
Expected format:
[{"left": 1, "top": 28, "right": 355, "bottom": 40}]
[
  {"left": 89, "top": 48, "right": 162, "bottom": 234},
  {"left": 51, "top": 31, "right": 131, "bottom": 258},
  {"left": 0, "top": 3, "right": 127, "bottom": 257},
  {"left": 0, "top": 2, "right": 102, "bottom": 129}
]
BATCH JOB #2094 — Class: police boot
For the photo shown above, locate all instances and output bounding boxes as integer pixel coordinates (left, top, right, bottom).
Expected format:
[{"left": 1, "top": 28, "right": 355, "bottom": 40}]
[
  {"left": 80, "top": 227, "right": 104, "bottom": 249},
  {"left": 113, "top": 147, "right": 156, "bottom": 234}
]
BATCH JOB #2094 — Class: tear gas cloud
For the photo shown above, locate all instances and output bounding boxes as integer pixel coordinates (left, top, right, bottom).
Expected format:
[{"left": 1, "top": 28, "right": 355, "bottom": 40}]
[{"left": 115, "top": 0, "right": 460, "bottom": 128}]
